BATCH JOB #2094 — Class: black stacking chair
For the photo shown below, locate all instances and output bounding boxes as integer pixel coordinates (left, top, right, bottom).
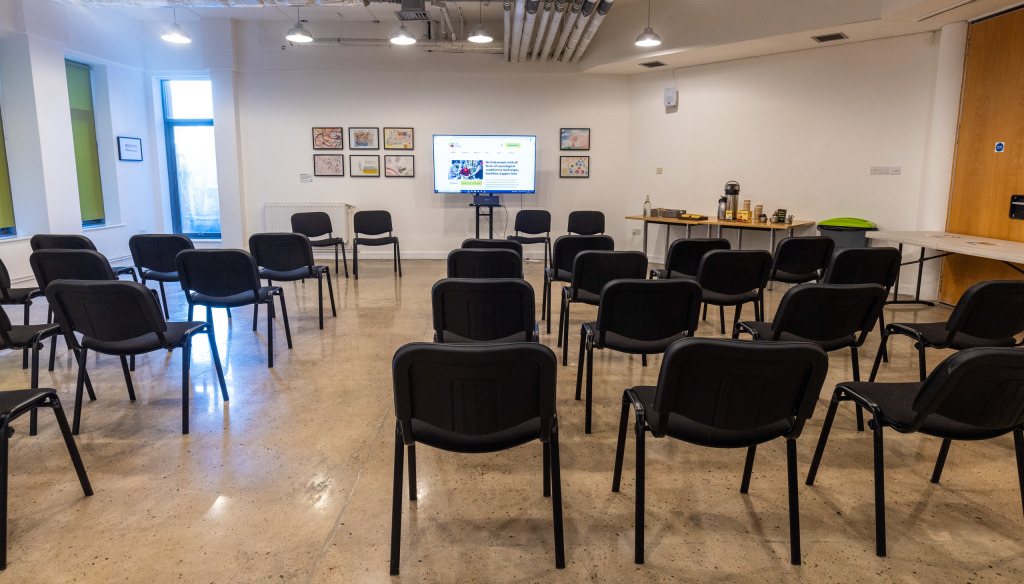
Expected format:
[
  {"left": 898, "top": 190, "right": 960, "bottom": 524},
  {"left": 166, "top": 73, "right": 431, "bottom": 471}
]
[
  {"left": 576, "top": 278, "right": 702, "bottom": 433},
  {"left": 763, "top": 236, "right": 835, "bottom": 318},
  {"left": 0, "top": 304, "right": 60, "bottom": 393},
  {"left": 544, "top": 235, "right": 614, "bottom": 333},
  {"left": 559, "top": 251, "right": 647, "bottom": 366},
  {"left": 567, "top": 210, "right": 605, "bottom": 235},
  {"left": 352, "top": 210, "right": 400, "bottom": 280},
  {"left": 176, "top": 249, "right": 292, "bottom": 368},
  {"left": 46, "top": 280, "right": 228, "bottom": 435},
  {"left": 446, "top": 248, "right": 522, "bottom": 279},
  {"left": 291, "top": 211, "right": 348, "bottom": 277},
  {"left": 649, "top": 238, "right": 730, "bottom": 280},
  {"left": 806, "top": 347, "right": 1024, "bottom": 557},
  {"left": 389, "top": 342, "right": 564, "bottom": 574},
  {"left": 30, "top": 233, "right": 137, "bottom": 282},
  {"left": 822, "top": 247, "right": 902, "bottom": 363},
  {"left": 869, "top": 279, "right": 1024, "bottom": 383},
  {"left": 128, "top": 234, "right": 194, "bottom": 319},
  {"left": 431, "top": 278, "right": 537, "bottom": 343},
  {"left": 0, "top": 257, "right": 44, "bottom": 369},
  {"left": 612, "top": 338, "right": 829, "bottom": 565},
  {"left": 696, "top": 250, "right": 772, "bottom": 334},
  {"left": 249, "top": 233, "right": 336, "bottom": 329},
  {"left": 508, "top": 210, "right": 552, "bottom": 270},
  {"left": 460, "top": 238, "right": 524, "bottom": 258},
  {"left": 0, "top": 388, "right": 92, "bottom": 570}
]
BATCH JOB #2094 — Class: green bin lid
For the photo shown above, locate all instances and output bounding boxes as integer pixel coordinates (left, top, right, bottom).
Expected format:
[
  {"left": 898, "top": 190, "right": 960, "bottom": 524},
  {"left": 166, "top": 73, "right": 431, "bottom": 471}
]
[{"left": 818, "top": 217, "right": 877, "bottom": 229}]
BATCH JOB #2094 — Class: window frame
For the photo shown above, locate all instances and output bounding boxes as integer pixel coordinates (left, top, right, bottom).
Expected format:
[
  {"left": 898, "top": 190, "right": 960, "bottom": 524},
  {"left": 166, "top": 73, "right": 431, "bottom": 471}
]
[{"left": 160, "top": 79, "right": 220, "bottom": 239}]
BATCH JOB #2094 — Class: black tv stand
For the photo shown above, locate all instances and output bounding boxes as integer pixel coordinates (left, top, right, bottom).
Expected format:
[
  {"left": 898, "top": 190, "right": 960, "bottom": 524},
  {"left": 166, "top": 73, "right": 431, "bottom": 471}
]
[{"left": 470, "top": 194, "right": 500, "bottom": 239}]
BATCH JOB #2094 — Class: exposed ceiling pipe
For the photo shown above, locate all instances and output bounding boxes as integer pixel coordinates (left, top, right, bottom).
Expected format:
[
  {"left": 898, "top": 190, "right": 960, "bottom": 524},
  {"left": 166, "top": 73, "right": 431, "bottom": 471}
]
[
  {"left": 303, "top": 36, "right": 502, "bottom": 53},
  {"left": 538, "top": 0, "right": 567, "bottom": 62},
  {"left": 552, "top": 0, "right": 584, "bottom": 61},
  {"left": 439, "top": 4, "right": 457, "bottom": 41},
  {"left": 54, "top": 0, "right": 365, "bottom": 6},
  {"left": 517, "top": 0, "right": 540, "bottom": 62},
  {"left": 503, "top": 0, "right": 512, "bottom": 60},
  {"left": 509, "top": 0, "right": 526, "bottom": 62},
  {"left": 568, "top": 0, "right": 611, "bottom": 62},
  {"left": 530, "top": 0, "right": 553, "bottom": 61},
  {"left": 559, "top": 0, "right": 596, "bottom": 61}
]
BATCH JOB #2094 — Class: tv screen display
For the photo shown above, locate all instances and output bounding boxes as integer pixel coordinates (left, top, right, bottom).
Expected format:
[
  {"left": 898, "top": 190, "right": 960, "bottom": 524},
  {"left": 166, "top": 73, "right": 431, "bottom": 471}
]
[{"left": 432, "top": 135, "right": 537, "bottom": 194}]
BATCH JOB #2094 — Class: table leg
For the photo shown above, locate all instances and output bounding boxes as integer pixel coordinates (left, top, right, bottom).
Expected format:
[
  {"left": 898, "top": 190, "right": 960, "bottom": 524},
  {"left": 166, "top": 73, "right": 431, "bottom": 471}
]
[
  {"left": 769, "top": 229, "right": 776, "bottom": 255},
  {"left": 475, "top": 206, "right": 481, "bottom": 239},
  {"left": 738, "top": 229, "right": 743, "bottom": 250},
  {"left": 707, "top": 225, "right": 712, "bottom": 237},
  {"left": 664, "top": 225, "right": 671, "bottom": 260},
  {"left": 686, "top": 225, "right": 692, "bottom": 239},
  {"left": 893, "top": 244, "right": 903, "bottom": 302},
  {"left": 914, "top": 247, "right": 925, "bottom": 302},
  {"left": 717, "top": 225, "right": 722, "bottom": 238},
  {"left": 642, "top": 221, "right": 649, "bottom": 255}
]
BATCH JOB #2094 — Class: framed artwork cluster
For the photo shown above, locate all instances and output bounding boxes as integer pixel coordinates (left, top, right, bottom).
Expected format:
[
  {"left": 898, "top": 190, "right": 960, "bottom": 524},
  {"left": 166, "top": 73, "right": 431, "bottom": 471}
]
[
  {"left": 559, "top": 128, "right": 590, "bottom": 178},
  {"left": 310, "top": 126, "right": 415, "bottom": 178}
]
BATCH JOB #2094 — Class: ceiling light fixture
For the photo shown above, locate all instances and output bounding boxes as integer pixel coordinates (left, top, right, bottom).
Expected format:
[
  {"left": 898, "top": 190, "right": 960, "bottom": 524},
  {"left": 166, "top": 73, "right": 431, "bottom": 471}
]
[
  {"left": 635, "top": 0, "right": 662, "bottom": 47},
  {"left": 468, "top": 2, "right": 493, "bottom": 43},
  {"left": 390, "top": 24, "right": 417, "bottom": 45},
  {"left": 285, "top": 8, "right": 314, "bottom": 43},
  {"left": 161, "top": 7, "right": 191, "bottom": 44}
]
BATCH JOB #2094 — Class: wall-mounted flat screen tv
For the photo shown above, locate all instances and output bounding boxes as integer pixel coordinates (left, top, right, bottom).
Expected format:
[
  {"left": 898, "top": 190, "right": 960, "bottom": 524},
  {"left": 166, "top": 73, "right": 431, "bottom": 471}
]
[{"left": 432, "top": 135, "right": 537, "bottom": 194}]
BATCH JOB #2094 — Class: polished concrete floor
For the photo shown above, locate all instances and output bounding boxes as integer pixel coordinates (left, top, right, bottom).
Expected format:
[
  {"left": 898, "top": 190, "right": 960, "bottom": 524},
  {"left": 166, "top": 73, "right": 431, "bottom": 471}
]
[{"left": 1, "top": 259, "right": 1023, "bottom": 582}]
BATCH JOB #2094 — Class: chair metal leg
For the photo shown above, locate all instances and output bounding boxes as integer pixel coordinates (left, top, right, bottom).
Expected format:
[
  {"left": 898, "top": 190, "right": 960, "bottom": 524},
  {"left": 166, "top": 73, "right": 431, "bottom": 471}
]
[
  {"left": 334, "top": 244, "right": 339, "bottom": 274},
  {"left": 119, "top": 356, "right": 136, "bottom": 401},
  {"left": 206, "top": 324, "right": 229, "bottom": 401},
  {"left": 806, "top": 390, "right": 842, "bottom": 485},
  {"left": 734, "top": 305, "right": 742, "bottom": 331},
  {"left": 158, "top": 281, "right": 170, "bottom": 319},
  {"left": 29, "top": 342, "right": 41, "bottom": 436},
  {"left": 353, "top": 244, "right": 358, "bottom": 280},
  {"left": 266, "top": 300, "right": 274, "bottom": 368},
  {"left": 277, "top": 292, "right": 293, "bottom": 349},
  {"left": 340, "top": 242, "right": 349, "bottom": 278},
  {"left": 48, "top": 330, "right": 57, "bottom": 372},
  {"left": 325, "top": 268, "right": 337, "bottom": 317},
  {"left": 1014, "top": 430, "right": 1024, "bottom": 517},
  {"left": 853, "top": 346, "right": 865, "bottom": 432},
  {"left": 916, "top": 341, "right": 927, "bottom": 382},
  {"left": 543, "top": 442, "right": 551, "bottom": 497},
  {"left": 73, "top": 348, "right": 97, "bottom": 402},
  {"left": 389, "top": 422, "right": 404, "bottom": 576},
  {"left": 611, "top": 394, "right": 630, "bottom": 493},
  {"left": 187, "top": 303, "right": 194, "bottom": 322},
  {"left": 317, "top": 273, "right": 324, "bottom": 329},
  {"left": 719, "top": 305, "right": 726, "bottom": 334},
  {"left": 871, "top": 414, "right": 887, "bottom": 557},
  {"left": 787, "top": 438, "right": 801, "bottom": 565},
  {"left": 181, "top": 339, "right": 191, "bottom": 435},
  {"left": 557, "top": 293, "right": 566, "bottom": 348},
  {"left": 868, "top": 331, "right": 889, "bottom": 383},
  {"left": 252, "top": 303, "right": 259, "bottom": 332},
  {"left": 702, "top": 302, "right": 708, "bottom": 321},
  {"left": 879, "top": 312, "right": 888, "bottom": 362},
  {"left": 641, "top": 354, "right": 647, "bottom": 367},
  {"left": 72, "top": 348, "right": 89, "bottom": 435},
  {"left": 561, "top": 301, "right": 572, "bottom": 366},
  {"left": 47, "top": 396, "right": 92, "bottom": 500},
  {"left": 930, "top": 438, "right": 952, "bottom": 483},
  {"left": 575, "top": 328, "right": 586, "bottom": 401},
  {"left": 740, "top": 445, "right": 757, "bottom": 493},
  {"left": 129, "top": 354, "right": 135, "bottom": 372},
  {"left": 585, "top": 339, "right": 594, "bottom": 434},
  {"left": 407, "top": 443, "right": 417, "bottom": 501},
  {"left": 634, "top": 409, "right": 646, "bottom": 564},
  {"left": 1, "top": 419, "right": 9, "bottom": 570},
  {"left": 550, "top": 421, "right": 565, "bottom": 569},
  {"left": 543, "top": 274, "right": 550, "bottom": 332}
]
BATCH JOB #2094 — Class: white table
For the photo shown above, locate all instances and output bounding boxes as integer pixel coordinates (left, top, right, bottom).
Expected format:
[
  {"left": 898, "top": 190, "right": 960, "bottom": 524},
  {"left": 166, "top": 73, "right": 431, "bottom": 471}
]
[{"left": 866, "top": 230, "right": 1024, "bottom": 305}]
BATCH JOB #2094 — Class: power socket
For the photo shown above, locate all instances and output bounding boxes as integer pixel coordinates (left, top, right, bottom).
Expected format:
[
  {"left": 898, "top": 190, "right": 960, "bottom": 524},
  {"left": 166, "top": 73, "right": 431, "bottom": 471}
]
[
  {"left": 632, "top": 228, "right": 642, "bottom": 236},
  {"left": 870, "top": 166, "right": 890, "bottom": 175}
]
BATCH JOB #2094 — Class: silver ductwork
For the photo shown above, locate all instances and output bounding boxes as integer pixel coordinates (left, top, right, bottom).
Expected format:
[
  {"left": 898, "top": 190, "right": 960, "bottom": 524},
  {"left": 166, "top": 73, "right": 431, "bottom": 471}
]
[
  {"left": 552, "top": 0, "right": 583, "bottom": 61},
  {"left": 559, "top": 0, "right": 595, "bottom": 61},
  {"left": 568, "top": 0, "right": 611, "bottom": 63},
  {"left": 503, "top": 0, "right": 513, "bottom": 61},
  {"left": 538, "top": 0, "right": 566, "bottom": 62},
  {"left": 516, "top": 0, "right": 540, "bottom": 62},
  {"left": 509, "top": 0, "right": 526, "bottom": 62},
  {"left": 304, "top": 36, "right": 501, "bottom": 53},
  {"left": 530, "top": 0, "right": 552, "bottom": 61}
]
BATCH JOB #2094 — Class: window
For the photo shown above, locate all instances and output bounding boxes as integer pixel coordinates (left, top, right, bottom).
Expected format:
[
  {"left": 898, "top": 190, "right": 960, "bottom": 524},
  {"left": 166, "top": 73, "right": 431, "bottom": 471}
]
[
  {"left": 0, "top": 102, "right": 15, "bottom": 236},
  {"left": 161, "top": 80, "right": 220, "bottom": 237},
  {"left": 65, "top": 60, "right": 105, "bottom": 227}
]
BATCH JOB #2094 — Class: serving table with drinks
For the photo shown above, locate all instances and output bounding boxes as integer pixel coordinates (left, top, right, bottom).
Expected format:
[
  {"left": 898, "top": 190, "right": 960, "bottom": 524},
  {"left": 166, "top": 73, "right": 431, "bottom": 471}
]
[{"left": 626, "top": 215, "right": 817, "bottom": 257}]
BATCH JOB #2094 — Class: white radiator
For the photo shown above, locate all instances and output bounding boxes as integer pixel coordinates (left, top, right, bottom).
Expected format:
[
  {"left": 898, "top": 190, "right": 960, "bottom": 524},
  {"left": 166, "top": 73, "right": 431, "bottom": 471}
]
[{"left": 263, "top": 202, "right": 354, "bottom": 242}]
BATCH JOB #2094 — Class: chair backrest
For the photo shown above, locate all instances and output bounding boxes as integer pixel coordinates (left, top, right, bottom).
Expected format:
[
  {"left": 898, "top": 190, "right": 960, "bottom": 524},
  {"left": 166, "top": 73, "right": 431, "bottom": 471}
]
[
  {"left": 946, "top": 280, "right": 1024, "bottom": 340},
  {"left": 249, "top": 232, "right": 315, "bottom": 271},
  {"left": 45, "top": 280, "right": 167, "bottom": 344},
  {"left": 392, "top": 342, "right": 557, "bottom": 447},
  {"left": 0, "top": 300, "right": 13, "bottom": 346},
  {"left": 129, "top": 234, "right": 195, "bottom": 274},
  {"left": 770, "top": 236, "right": 835, "bottom": 280},
  {"left": 651, "top": 338, "right": 829, "bottom": 440},
  {"left": 770, "top": 283, "right": 887, "bottom": 346},
  {"left": 30, "top": 250, "right": 116, "bottom": 291},
  {"left": 567, "top": 210, "right": 605, "bottom": 235},
  {"left": 446, "top": 248, "right": 522, "bottom": 279},
  {"left": 696, "top": 249, "right": 772, "bottom": 295},
  {"left": 664, "top": 238, "right": 731, "bottom": 277},
  {"left": 550, "top": 235, "right": 615, "bottom": 276},
  {"left": 821, "top": 246, "right": 901, "bottom": 289},
  {"left": 290, "top": 211, "right": 334, "bottom": 239},
  {"left": 513, "top": 210, "right": 551, "bottom": 235},
  {"left": 570, "top": 251, "right": 648, "bottom": 298},
  {"left": 353, "top": 210, "right": 393, "bottom": 236},
  {"left": 30, "top": 233, "right": 97, "bottom": 251},
  {"left": 431, "top": 278, "right": 535, "bottom": 343},
  {"left": 596, "top": 279, "right": 702, "bottom": 344},
  {"left": 461, "top": 238, "right": 524, "bottom": 257},
  {"left": 909, "top": 347, "right": 1024, "bottom": 432},
  {"left": 175, "top": 249, "right": 261, "bottom": 298},
  {"left": 0, "top": 256, "right": 12, "bottom": 294}
]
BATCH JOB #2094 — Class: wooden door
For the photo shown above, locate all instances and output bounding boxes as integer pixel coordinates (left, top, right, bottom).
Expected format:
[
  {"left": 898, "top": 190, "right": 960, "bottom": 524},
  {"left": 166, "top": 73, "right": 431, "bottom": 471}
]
[{"left": 941, "top": 7, "right": 1024, "bottom": 304}]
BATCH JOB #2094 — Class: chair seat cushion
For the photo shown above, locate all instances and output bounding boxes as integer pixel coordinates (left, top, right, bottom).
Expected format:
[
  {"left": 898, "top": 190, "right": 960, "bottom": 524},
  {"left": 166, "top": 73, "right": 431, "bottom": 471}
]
[
  {"left": 0, "top": 388, "right": 57, "bottom": 419},
  {"left": 569, "top": 288, "right": 600, "bottom": 305},
  {"left": 140, "top": 269, "right": 179, "bottom": 282},
  {"left": 190, "top": 286, "right": 276, "bottom": 308},
  {"left": 739, "top": 320, "right": 856, "bottom": 352},
  {"left": 83, "top": 321, "right": 207, "bottom": 355},
  {"left": 114, "top": 266, "right": 136, "bottom": 277},
  {"left": 548, "top": 268, "right": 572, "bottom": 283},
  {"left": 259, "top": 266, "right": 317, "bottom": 281},
  {"left": 309, "top": 237, "right": 344, "bottom": 247},
  {"left": 436, "top": 330, "right": 533, "bottom": 344},
  {"left": 508, "top": 235, "right": 547, "bottom": 245},
  {"left": 0, "top": 287, "right": 43, "bottom": 304},
  {"left": 893, "top": 322, "right": 1016, "bottom": 350},
  {"left": 355, "top": 236, "right": 398, "bottom": 246},
  {"left": 702, "top": 288, "right": 758, "bottom": 306},
  {"left": 839, "top": 381, "right": 1012, "bottom": 440},
  {"left": 411, "top": 418, "right": 542, "bottom": 453},
  {"left": 587, "top": 323, "right": 689, "bottom": 354},
  {"left": 631, "top": 386, "right": 793, "bottom": 448},
  {"left": 0, "top": 324, "right": 61, "bottom": 349},
  {"left": 771, "top": 269, "right": 818, "bottom": 284}
]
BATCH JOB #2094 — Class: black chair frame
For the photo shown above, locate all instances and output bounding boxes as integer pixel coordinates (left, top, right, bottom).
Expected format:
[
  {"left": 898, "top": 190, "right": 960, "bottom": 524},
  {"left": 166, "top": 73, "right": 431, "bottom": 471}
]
[
  {"left": 352, "top": 210, "right": 401, "bottom": 280},
  {"left": 543, "top": 235, "right": 614, "bottom": 334},
  {"left": 290, "top": 211, "right": 349, "bottom": 278},
  {"left": 249, "top": 233, "right": 337, "bottom": 330}
]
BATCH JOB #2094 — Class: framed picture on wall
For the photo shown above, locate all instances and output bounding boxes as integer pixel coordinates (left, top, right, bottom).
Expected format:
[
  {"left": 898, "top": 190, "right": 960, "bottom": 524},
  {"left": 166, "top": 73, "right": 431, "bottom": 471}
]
[
  {"left": 560, "top": 156, "right": 589, "bottom": 178},
  {"left": 383, "top": 127, "right": 414, "bottom": 150},
  {"left": 560, "top": 128, "right": 590, "bottom": 151},
  {"left": 350, "top": 155, "right": 381, "bottom": 177},
  {"left": 117, "top": 137, "right": 143, "bottom": 161},
  {"left": 349, "top": 127, "right": 379, "bottom": 150},
  {"left": 312, "top": 127, "right": 343, "bottom": 150},
  {"left": 313, "top": 154, "right": 344, "bottom": 176},
  {"left": 385, "top": 155, "right": 415, "bottom": 177}
]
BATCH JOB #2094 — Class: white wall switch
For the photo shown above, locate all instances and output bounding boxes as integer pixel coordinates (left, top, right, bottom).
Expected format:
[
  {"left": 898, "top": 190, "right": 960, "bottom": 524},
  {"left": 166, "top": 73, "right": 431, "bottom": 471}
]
[
  {"left": 870, "top": 166, "right": 890, "bottom": 175},
  {"left": 889, "top": 166, "right": 901, "bottom": 175}
]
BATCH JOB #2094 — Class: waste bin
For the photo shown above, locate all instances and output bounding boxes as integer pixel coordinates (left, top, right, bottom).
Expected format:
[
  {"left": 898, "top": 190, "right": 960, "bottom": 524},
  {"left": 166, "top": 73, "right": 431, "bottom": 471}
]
[{"left": 817, "top": 217, "right": 877, "bottom": 249}]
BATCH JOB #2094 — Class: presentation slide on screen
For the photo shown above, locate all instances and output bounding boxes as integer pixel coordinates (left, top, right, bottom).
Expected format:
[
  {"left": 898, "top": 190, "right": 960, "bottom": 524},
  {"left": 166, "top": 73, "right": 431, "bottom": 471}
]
[{"left": 433, "top": 135, "right": 537, "bottom": 194}]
